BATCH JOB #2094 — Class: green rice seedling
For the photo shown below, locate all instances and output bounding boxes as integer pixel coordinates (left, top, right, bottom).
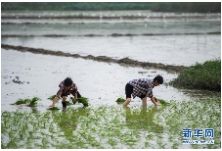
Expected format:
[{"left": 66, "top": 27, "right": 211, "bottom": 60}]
[
  {"left": 10, "top": 97, "right": 40, "bottom": 106},
  {"left": 28, "top": 97, "right": 41, "bottom": 107},
  {"left": 70, "top": 97, "right": 77, "bottom": 104},
  {"left": 47, "top": 107, "right": 60, "bottom": 110},
  {"left": 157, "top": 99, "right": 170, "bottom": 106},
  {"left": 76, "top": 97, "right": 89, "bottom": 106},
  {"left": 10, "top": 98, "right": 31, "bottom": 105},
  {"left": 66, "top": 100, "right": 73, "bottom": 106},
  {"left": 116, "top": 97, "right": 126, "bottom": 103},
  {"left": 48, "top": 95, "right": 61, "bottom": 101}
]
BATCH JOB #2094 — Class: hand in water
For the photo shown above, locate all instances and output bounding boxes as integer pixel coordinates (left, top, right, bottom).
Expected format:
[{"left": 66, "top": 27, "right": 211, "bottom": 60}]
[{"left": 49, "top": 104, "right": 55, "bottom": 107}]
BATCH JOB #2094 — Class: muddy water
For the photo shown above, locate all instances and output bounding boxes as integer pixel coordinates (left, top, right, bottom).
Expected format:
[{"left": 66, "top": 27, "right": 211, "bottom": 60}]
[
  {"left": 1, "top": 19, "right": 221, "bottom": 66},
  {"left": 1, "top": 10, "right": 221, "bottom": 113},
  {"left": 1, "top": 35, "right": 221, "bottom": 66},
  {"left": 1, "top": 49, "right": 216, "bottom": 113}
]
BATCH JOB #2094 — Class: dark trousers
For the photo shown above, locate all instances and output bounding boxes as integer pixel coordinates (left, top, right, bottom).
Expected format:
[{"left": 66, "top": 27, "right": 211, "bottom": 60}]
[
  {"left": 61, "top": 91, "right": 82, "bottom": 98},
  {"left": 61, "top": 91, "right": 82, "bottom": 108},
  {"left": 125, "top": 84, "right": 133, "bottom": 99},
  {"left": 125, "top": 83, "right": 146, "bottom": 99}
]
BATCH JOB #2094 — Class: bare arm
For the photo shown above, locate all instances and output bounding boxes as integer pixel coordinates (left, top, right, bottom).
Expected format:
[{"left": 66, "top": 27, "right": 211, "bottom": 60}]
[
  {"left": 49, "top": 97, "right": 59, "bottom": 107},
  {"left": 72, "top": 86, "right": 78, "bottom": 99},
  {"left": 151, "top": 97, "right": 158, "bottom": 106},
  {"left": 74, "top": 93, "right": 77, "bottom": 99}
]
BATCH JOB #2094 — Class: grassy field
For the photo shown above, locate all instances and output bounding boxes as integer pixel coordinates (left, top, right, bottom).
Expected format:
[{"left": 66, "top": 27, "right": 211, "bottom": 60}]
[{"left": 169, "top": 59, "right": 221, "bottom": 91}]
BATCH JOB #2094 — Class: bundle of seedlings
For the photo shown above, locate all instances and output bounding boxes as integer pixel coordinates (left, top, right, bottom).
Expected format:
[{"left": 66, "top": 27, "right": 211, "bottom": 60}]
[
  {"left": 116, "top": 97, "right": 126, "bottom": 102},
  {"left": 10, "top": 97, "right": 40, "bottom": 107},
  {"left": 65, "top": 100, "right": 73, "bottom": 106},
  {"left": 155, "top": 99, "right": 170, "bottom": 106},
  {"left": 71, "top": 97, "right": 89, "bottom": 106},
  {"left": 48, "top": 95, "right": 61, "bottom": 101},
  {"left": 47, "top": 107, "right": 60, "bottom": 110},
  {"left": 28, "top": 97, "right": 41, "bottom": 107}
]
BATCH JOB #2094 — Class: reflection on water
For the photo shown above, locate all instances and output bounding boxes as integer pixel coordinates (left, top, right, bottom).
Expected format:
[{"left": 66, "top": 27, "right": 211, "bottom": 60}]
[
  {"left": 125, "top": 106, "right": 164, "bottom": 133},
  {"left": 1, "top": 34, "right": 220, "bottom": 66},
  {"left": 1, "top": 11, "right": 221, "bottom": 66},
  {"left": 2, "top": 20, "right": 221, "bottom": 35}
]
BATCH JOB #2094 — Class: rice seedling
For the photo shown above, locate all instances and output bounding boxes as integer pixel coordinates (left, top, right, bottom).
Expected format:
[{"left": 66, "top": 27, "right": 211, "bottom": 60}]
[
  {"left": 10, "top": 97, "right": 40, "bottom": 107},
  {"left": 28, "top": 97, "right": 41, "bottom": 107},
  {"left": 66, "top": 100, "right": 73, "bottom": 106},
  {"left": 74, "top": 97, "right": 89, "bottom": 106},
  {"left": 157, "top": 99, "right": 170, "bottom": 106},
  {"left": 47, "top": 107, "right": 60, "bottom": 110},
  {"left": 1, "top": 96, "right": 221, "bottom": 149},
  {"left": 116, "top": 97, "right": 126, "bottom": 102},
  {"left": 48, "top": 95, "right": 61, "bottom": 101},
  {"left": 10, "top": 98, "right": 31, "bottom": 105}
]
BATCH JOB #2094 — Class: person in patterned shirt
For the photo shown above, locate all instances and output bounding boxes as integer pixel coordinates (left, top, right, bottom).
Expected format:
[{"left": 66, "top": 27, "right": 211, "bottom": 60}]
[
  {"left": 122, "top": 75, "right": 163, "bottom": 107},
  {"left": 49, "top": 77, "right": 81, "bottom": 108}
]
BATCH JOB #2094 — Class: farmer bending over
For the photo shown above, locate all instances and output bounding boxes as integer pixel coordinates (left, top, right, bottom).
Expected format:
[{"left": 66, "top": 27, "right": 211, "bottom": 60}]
[
  {"left": 123, "top": 75, "right": 163, "bottom": 107},
  {"left": 49, "top": 77, "right": 81, "bottom": 108}
]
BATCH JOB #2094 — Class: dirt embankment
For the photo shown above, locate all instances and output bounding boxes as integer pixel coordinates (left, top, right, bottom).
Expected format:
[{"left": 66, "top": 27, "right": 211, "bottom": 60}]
[
  {"left": 1, "top": 44, "right": 186, "bottom": 72},
  {"left": 1, "top": 32, "right": 220, "bottom": 38},
  {"left": 1, "top": 14, "right": 220, "bottom": 20}
]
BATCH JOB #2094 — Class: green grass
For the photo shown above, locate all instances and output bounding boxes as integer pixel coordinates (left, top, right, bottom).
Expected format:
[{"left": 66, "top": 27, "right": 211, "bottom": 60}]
[{"left": 169, "top": 59, "right": 221, "bottom": 91}]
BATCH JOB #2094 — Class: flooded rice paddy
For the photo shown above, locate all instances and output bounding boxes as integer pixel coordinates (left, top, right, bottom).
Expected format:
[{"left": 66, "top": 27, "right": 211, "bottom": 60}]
[{"left": 1, "top": 10, "right": 221, "bottom": 149}]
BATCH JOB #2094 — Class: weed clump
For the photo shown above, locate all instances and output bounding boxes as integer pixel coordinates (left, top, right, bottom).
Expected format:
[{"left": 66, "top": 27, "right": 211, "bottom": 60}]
[{"left": 169, "top": 59, "right": 221, "bottom": 91}]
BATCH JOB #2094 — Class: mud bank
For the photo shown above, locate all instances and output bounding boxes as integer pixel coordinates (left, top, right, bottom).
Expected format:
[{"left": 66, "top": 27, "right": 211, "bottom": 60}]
[
  {"left": 2, "top": 32, "right": 220, "bottom": 38},
  {"left": 2, "top": 14, "right": 221, "bottom": 20},
  {"left": 2, "top": 44, "right": 185, "bottom": 72}
]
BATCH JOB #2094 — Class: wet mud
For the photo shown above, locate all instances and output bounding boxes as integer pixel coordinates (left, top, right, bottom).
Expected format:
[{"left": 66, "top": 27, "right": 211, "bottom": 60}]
[{"left": 2, "top": 44, "right": 186, "bottom": 72}]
